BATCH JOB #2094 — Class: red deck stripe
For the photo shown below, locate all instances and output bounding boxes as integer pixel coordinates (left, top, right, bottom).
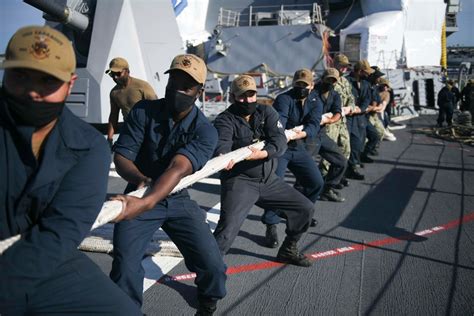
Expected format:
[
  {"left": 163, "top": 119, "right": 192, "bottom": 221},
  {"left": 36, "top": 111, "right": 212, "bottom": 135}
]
[{"left": 157, "top": 212, "right": 474, "bottom": 284}]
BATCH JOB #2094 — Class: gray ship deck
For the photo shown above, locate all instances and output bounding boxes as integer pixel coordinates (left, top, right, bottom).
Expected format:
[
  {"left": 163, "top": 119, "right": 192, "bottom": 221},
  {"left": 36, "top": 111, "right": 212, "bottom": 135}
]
[{"left": 86, "top": 114, "right": 474, "bottom": 315}]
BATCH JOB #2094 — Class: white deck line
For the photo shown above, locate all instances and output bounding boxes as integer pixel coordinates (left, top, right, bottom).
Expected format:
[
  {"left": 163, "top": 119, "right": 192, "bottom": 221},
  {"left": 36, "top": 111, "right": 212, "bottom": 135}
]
[{"left": 142, "top": 202, "right": 222, "bottom": 292}]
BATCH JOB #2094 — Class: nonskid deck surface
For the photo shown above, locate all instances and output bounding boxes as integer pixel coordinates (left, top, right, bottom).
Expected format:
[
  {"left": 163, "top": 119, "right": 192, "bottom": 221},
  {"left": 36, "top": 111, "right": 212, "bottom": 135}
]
[{"left": 86, "top": 114, "right": 474, "bottom": 315}]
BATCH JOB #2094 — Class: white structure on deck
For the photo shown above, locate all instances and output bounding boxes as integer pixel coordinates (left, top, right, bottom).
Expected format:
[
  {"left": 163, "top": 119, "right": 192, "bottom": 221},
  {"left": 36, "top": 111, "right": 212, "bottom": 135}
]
[
  {"left": 74, "top": 0, "right": 183, "bottom": 123},
  {"left": 340, "top": 0, "right": 447, "bottom": 69}
]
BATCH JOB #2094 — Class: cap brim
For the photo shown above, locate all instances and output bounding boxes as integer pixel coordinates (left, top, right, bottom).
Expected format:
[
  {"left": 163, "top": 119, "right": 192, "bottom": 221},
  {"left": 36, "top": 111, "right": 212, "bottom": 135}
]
[
  {"left": 2, "top": 59, "right": 72, "bottom": 82},
  {"left": 337, "top": 61, "right": 352, "bottom": 67},
  {"left": 105, "top": 67, "right": 125, "bottom": 74},
  {"left": 373, "top": 70, "right": 385, "bottom": 77},
  {"left": 233, "top": 88, "right": 257, "bottom": 97},
  {"left": 165, "top": 67, "right": 204, "bottom": 85},
  {"left": 365, "top": 68, "right": 375, "bottom": 74},
  {"left": 294, "top": 79, "right": 312, "bottom": 85},
  {"left": 324, "top": 75, "right": 339, "bottom": 81}
]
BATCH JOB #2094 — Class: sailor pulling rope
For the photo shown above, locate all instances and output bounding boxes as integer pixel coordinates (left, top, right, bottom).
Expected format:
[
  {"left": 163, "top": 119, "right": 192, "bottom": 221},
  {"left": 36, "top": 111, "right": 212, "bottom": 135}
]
[{"left": 0, "top": 128, "right": 301, "bottom": 255}]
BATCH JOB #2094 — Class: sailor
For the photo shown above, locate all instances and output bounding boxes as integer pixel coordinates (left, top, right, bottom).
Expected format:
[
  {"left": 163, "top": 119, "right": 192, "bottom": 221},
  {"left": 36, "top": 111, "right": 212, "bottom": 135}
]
[
  {"left": 324, "top": 54, "right": 354, "bottom": 188},
  {"left": 461, "top": 79, "right": 474, "bottom": 119},
  {"left": 261, "top": 68, "right": 324, "bottom": 248},
  {"left": 345, "top": 60, "right": 373, "bottom": 180},
  {"left": 437, "top": 79, "right": 457, "bottom": 127},
  {"left": 377, "top": 78, "right": 397, "bottom": 141},
  {"left": 451, "top": 80, "right": 462, "bottom": 109},
  {"left": 361, "top": 66, "right": 385, "bottom": 160},
  {"left": 106, "top": 57, "right": 157, "bottom": 147},
  {"left": 213, "top": 75, "right": 314, "bottom": 267},
  {"left": 0, "top": 25, "right": 140, "bottom": 315},
  {"left": 109, "top": 54, "right": 226, "bottom": 315},
  {"left": 311, "top": 68, "right": 347, "bottom": 202}
]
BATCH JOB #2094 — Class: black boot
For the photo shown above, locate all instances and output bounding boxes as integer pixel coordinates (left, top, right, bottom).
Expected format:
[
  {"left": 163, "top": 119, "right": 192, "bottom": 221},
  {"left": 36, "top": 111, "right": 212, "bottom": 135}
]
[
  {"left": 360, "top": 154, "right": 374, "bottom": 163},
  {"left": 310, "top": 218, "right": 318, "bottom": 227},
  {"left": 196, "top": 298, "right": 217, "bottom": 316},
  {"left": 368, "top": 149, "right": 379, "bottom": 156},
  {"left": 320, "top": 188, "right": 345, "bottom": 202},
  {"left": 265, "top": 224, "right": 279, "bottom": 248},
  {"left": 276, "top": 238, "right": 312, "bottom": 267},
  {"left": 345, "top": 168, "right": 365, "bottom": 180}
]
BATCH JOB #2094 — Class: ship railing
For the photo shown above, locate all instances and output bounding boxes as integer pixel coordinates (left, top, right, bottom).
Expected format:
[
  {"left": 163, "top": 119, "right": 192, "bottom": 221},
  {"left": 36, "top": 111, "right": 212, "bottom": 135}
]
[
  {"left": 217, "top": 3, "right": 324, "bottom": 28},
  {"left": 217, "top": 8, "right": 241, "bottom": 28}
]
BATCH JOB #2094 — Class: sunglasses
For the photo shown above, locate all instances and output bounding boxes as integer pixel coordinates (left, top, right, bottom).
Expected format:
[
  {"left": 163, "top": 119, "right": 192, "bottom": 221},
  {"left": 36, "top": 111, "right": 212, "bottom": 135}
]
[{"left": 108, "top": 71, "right": 122, "bottom": 78}]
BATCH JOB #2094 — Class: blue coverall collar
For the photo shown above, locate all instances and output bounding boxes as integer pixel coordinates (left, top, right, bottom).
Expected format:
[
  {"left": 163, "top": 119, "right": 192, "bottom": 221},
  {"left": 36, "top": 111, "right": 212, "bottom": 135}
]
[
  {"left": 0, "top": 104, "right": 91, "bottom": 196},
  {"left": 25, "top": 109, "right": 91, "bottom": 193},
  {"left": 56, "top": 108, "right": 91, "bottom": 151}
]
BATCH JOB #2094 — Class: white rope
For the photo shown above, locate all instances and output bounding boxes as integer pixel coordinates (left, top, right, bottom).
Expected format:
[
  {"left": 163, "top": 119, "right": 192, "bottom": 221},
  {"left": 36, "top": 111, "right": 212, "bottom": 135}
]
[
  {"left": 91, "top": 140, "right": 265, "bottom": 230},
  {"left": 0, "top": 235, "right": 21, "bottom": 254},
  {"left": 1, "top": 127, "right": 300, "bottom": 255}
]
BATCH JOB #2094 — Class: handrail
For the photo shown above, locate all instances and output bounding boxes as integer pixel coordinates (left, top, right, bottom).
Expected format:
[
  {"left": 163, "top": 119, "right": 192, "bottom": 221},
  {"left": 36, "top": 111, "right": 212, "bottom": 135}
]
[{"left": 217, "top": 2, "right": 323, "bottom": 28}]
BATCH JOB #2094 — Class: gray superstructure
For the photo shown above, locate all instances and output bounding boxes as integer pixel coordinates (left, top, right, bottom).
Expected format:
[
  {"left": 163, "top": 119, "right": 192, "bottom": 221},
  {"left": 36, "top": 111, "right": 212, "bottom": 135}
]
[{"left": 22, "top": 0, "right": 462, "bottom": 122}]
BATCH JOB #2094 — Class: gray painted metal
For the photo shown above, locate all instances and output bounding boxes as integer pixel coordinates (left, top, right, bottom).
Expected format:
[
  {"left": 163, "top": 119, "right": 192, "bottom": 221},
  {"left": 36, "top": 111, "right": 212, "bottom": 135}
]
[
  {"left": 206, "top": 25, "right": 325, "bottom": 75},
  {"left": 24, "top": 0, "right": 90, "bottom": 31},
  {"left": 205, "top": 0, "right": 364, "bottom": 33},
  {"left": 383, "top": 68, "right": 445, "bottom": 114}
]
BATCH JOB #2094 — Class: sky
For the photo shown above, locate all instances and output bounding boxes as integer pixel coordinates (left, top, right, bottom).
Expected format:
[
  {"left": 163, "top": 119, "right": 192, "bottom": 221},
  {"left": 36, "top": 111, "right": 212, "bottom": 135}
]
[
  {"left": 0, "top": 0, "right": 473, "bottom": 53},
  {"left": 0, "top": 0, "right": 43, "bottom": 53}
]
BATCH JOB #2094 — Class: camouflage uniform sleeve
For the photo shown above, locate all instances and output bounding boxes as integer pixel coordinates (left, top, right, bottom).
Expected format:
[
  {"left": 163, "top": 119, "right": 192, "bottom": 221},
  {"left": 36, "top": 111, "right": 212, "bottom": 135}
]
[{"left": 341, "top": 77, "right": 356, "bottom": 110}]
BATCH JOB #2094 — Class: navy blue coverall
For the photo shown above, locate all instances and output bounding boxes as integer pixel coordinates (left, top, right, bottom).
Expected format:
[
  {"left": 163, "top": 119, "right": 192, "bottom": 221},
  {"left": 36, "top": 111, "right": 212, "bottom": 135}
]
[
  {"left": 110, "top": 100, "right": 226, "bottom": 307},
  {"left": 346, "top": 75, "right": 372, "bottom": 168},
  {"left": 0, "top": 103, "right": 141, "bottom": 315},
  {"left": 437, "top": 86, "right": 457, "bottom": 126},
  {"left": 213, "top": 103, "right": 314, "bottom": 254},
  {"left": 261, "top": 89, "right": 324, "bottom": 225}
]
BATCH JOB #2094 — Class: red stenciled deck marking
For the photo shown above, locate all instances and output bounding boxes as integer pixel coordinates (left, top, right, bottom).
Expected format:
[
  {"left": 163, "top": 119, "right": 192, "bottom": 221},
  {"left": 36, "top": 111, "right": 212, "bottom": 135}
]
[{"left": 157, "top": 212, "right": 474, "bottom": 284}]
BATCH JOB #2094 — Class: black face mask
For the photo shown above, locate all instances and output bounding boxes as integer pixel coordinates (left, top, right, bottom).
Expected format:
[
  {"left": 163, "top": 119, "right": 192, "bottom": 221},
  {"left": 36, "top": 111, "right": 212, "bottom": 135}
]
[
  {"left": 2, "top": 88, "right": 65, "bottom": 127},
  {"left": 234, "top": 101, "right": 257, "bottom": 116},
  {"left": 293, "top": 87, "right": 310, "bottom": 100},
  {"left": 321, "top": 82, "right": 334, "bottom": 92},
  {"left": 368, "top": 75, "right": 380, "bottom": 85},
  {"left": 359, "top": 72, "right": 369, "bottom": 80},
  {"left": 165, "top": 88, "right": 196, "bottom": 116}
]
